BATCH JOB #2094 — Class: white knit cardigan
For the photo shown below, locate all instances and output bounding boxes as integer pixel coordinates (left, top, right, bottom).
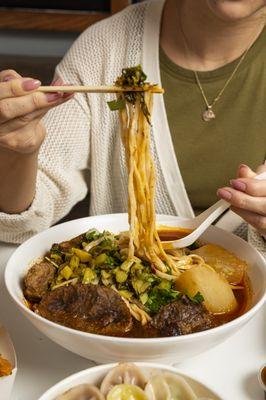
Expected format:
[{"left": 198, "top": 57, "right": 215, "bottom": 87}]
[{"left": 0, "top": 0, "right": 265, "bottom": 257}]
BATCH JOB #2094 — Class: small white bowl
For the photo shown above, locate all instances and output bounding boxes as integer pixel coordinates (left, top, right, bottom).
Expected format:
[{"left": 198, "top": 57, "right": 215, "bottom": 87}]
[
  {"left": 258, "top": 363, "right": 266, "bottom": 397},
  {"left": 5, "top": 214, "right": 266, "bottom": 364},
  {"left": 0, "top": 325, "right": 17, "bottom": 400},
  {"left": 37, "top": 362, "right": 222, "bottom": 400}
]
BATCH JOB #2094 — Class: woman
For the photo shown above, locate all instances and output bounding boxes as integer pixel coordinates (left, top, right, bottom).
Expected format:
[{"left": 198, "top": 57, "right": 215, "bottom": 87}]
[{"left": 0, "top": 0, "right": 265, "bottom": 256}]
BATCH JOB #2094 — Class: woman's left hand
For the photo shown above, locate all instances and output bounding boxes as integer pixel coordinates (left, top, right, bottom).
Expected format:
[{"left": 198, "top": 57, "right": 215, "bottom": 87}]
[{"left": 217, "top": 164, "right": 266, "bottom": 236}]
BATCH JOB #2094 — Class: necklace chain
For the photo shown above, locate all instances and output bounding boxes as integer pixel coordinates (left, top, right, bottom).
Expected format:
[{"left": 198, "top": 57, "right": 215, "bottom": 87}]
[
  {"left": 194, "top": 46, "right": 250, "bottom": 110},
  {"left": 177, "top": 6, "right": 261, "bottom": 121}
]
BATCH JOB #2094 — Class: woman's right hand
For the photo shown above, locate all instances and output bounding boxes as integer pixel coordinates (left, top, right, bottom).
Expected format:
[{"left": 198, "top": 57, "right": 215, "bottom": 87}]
[{"left": 0, "top": 69, "right": 73, "bottom": 154}]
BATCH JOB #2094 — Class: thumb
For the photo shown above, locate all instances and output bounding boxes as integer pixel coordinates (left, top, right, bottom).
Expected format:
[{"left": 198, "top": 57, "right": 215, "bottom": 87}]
[{"left": 237, "top": 164, "right": 256, "bottom": 179}]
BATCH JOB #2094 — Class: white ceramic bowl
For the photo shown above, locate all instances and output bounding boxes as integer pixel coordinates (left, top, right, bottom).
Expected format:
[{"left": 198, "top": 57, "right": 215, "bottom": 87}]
[
  {"left": 0, "top": 325, "right": 17, "bottom": 400},
  {"left": 38, "top": 362, "right": 222, "bottom": 400},
  {"left": 5, "top": 214, "right": 266, "bottom": 364}
]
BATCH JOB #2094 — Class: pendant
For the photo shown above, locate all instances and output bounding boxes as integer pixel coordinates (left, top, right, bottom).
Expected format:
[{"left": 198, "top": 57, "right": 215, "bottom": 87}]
[{"left": 202, "top": 107, "right": 215, "bottom": 122}]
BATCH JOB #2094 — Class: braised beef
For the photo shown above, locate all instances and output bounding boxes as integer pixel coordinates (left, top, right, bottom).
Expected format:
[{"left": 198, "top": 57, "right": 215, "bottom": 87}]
[
  {"left": 24, "top": 262, "right": 56, "bottom": 301},
  {"left": 55, "top": 234, "right": 84, "bottom": 252},
  {"left": 152, "top": 295, "right": 216, "bottom": 336},
  {"left": 35, "top": 283, "right": 133, "bottom": 336}
]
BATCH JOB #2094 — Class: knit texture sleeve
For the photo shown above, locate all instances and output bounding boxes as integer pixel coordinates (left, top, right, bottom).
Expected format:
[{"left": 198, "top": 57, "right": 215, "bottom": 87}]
[
  {"left": 0, "top": 67, "right": 91, "bottom": 244},
  {"left": 248, "top": 226, "right": 266, "bottom": 259},
  {"left": 234, "top": 221, "right": 266, "bottom": 259}
]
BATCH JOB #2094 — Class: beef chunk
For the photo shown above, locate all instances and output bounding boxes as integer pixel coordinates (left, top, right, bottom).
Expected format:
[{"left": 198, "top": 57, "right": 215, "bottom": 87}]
[
  {"left": 35, "top": 283, "right": 133, "bottom": 336},
  {"left": 152, "top": 295, "right": 216, "bottom": 336},
  {"left": 55, "top": 234, "right": 84, "bottom": 252},
  {"left": 24, "top": 262, "right": 56, "bottom": 301}
]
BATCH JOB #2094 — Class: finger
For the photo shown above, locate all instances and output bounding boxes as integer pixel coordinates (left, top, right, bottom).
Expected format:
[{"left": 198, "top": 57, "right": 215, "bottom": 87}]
[
  {"left": 52, "top": 80, "right": 76, "bottom": 99},
  {"left": 0, "top": 95, "right": 73, "bottom": 133},
  {"left": 237, "top": 164, "right": 256, "bottom": 179},
  {"left": 0, "top": 91, "right": 65, "bottom": 124},
  {"left": 0, "top": 69, "right": 21, "bottom": 82},
  {"left": 231, "top": 206, "right": 266, "bottom": 235},
  {"left": 217, "top": 186, "right": 266, "bottom": 216},
  {"left": 0, "top": 109, "right": 48, "bottom": 135},
  {"left": 230, "top": 177, "right": 266, "bottom": 197},
  {"left": 51, "top": 77, "right": 63, "bottom": 86},
  {"left": 0, "top": 78, "right": 41, "bottom": 101},
  {"left": 0, "top": 122, "right": 46, "bottom": 154}
]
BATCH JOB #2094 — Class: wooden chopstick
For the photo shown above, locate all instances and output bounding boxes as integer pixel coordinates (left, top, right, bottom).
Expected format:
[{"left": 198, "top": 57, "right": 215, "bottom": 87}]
[{"left": 37, "top": 85, "right": 164, "bottom": 94}]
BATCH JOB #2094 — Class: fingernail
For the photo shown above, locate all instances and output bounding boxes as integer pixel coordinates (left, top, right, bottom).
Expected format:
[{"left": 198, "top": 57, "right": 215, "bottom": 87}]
[
  {"left": 22, "top": 79, "right": 41, "bottom": 91},
  {"left": 3, "top": 75, "right": 15, "bottom": 82},
  {"left": 239, "top": 164, "right": 248, "bottom": 171},
  {"left": 217, "top": 189, "right": 232, "bottom": 201},
  {"left": 51, "top": 77, "right": 63, "bottom": 86},
  {"left": 45, "top": 92, "right": 63, "bottom": 102},
  {"left": 230, "top": 179, "right": 246, "bottom": 192}
]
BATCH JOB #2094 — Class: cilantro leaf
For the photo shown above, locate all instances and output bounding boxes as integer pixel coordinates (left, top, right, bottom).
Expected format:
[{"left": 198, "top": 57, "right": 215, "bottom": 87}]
[
  {"left": 107, "top": 98, "right": 126, "bottom": 111},
  {"left": 185, "top": 290, "right": 204, "bottom": 304},
  {"left": 146, "top": 288, "right": 181, "bottom": 314}
]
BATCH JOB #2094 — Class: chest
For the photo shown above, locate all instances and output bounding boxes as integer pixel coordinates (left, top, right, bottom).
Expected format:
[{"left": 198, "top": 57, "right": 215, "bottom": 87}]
[{"left": 160, "top": 58, "right": 266, "bottom": 210}]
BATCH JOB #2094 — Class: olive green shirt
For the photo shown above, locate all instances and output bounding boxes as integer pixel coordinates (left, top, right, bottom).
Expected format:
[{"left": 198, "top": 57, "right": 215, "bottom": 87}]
[{"left": 160, "top": 29, "right": 266, "bottom": 212}]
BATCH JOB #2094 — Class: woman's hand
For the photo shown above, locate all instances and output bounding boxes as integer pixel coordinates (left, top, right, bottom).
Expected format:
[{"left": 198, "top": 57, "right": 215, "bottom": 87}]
[
  {"left": 0, "top": 69, "right": 73, "bottom": 154},
  {"left": 217, "top": 164, "right": 266, "bottom": 236}
]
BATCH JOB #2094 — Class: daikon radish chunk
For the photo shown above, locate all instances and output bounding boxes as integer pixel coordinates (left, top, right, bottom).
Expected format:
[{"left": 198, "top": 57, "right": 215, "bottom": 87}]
[
  {"left": 193, "top": 244, "right": 247, "bottom": 285},
  {"left": 176, "top": 265, "right": 238, "bottom": 314}
]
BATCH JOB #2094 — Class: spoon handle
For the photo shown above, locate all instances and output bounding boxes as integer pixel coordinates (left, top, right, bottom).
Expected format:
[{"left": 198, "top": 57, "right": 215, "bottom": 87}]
[{"left": 194, "top": 199, "right": 229, "bottom": 226}]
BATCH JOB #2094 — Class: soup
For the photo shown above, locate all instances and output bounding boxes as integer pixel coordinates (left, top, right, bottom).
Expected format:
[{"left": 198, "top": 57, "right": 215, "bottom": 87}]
[{"left": 23, "top": 228, "right": 252, "bottom": 338}]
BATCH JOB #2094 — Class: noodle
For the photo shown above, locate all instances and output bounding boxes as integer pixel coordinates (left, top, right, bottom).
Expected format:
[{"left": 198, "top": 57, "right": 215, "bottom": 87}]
[{"left": 117, "top": 85, "right": 193, "bottom": 280}]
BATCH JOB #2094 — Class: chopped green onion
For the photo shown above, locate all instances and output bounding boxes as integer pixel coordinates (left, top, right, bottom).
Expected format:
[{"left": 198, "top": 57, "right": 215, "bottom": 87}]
[{"left": 45, "top": 256, "right": 60, "bottom": 269}]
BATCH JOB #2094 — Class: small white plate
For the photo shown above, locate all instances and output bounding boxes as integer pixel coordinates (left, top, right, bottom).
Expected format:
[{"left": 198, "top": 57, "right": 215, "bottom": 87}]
[
  {"left": 0, "top": 325, "right": 17, "bottom": 400},
  {"left": 38, "top": 362, "right": 222, "bottom": 400}
]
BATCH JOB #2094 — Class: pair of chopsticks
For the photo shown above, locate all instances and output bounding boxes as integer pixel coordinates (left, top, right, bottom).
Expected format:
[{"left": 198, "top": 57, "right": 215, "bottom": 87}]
[{"left": 37, "top": 85, "right": 164, "bottom": 94}]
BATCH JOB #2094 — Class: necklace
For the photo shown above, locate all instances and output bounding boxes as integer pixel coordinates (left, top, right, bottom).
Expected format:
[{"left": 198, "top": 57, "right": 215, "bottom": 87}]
[
  {"left": 194, "top": 49, "right": 250, "bottom": 121},
  {"left": 178, "top": 9, "right": 259, "bottom": 122}
]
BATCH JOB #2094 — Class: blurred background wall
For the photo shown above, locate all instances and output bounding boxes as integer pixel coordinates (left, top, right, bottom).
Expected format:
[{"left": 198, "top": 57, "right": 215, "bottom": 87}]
[{"left": 0, "top": 1, "right": 139, "bottom": 83}]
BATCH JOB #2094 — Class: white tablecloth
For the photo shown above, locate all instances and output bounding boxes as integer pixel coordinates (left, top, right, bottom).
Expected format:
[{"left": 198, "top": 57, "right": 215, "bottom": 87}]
[{"left": 0, "top": 242, "right": 265, "bottom": 400}]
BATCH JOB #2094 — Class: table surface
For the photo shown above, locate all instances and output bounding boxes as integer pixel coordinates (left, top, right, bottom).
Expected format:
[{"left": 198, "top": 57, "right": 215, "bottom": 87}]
[{"left": 0, "top": 242, "right": 265, "bottom": 400}]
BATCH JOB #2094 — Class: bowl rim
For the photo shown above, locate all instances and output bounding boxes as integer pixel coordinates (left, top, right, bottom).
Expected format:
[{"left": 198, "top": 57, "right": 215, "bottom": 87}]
[
  {"left": 38, "top": 361, "right": 222, "bottom": 400},
  {"left": 5, "top": 213, "right": 266, "bottom": 344}
]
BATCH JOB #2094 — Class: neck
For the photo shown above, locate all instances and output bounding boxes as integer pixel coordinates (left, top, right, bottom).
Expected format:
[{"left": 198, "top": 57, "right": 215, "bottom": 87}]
[{"left": 160, "top": 0, "right": 265, "bottom": 71}]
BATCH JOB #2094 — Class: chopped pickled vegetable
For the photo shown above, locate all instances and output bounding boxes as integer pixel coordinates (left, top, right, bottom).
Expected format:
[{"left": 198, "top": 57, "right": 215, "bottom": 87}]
[
  {"left": 115, "top": 269, "right": 128, "bottom": 283},
  {"left": 140, "top": 293, "right": 148, "bottom": 305},
  {"left": 83, "top": 268, "right": 98, "bottom": 284},
  {"left": 70, "top": 255, "right": 80, "bottom": 269},
  {"left": 119, "top": 290, "right": 133, "bottom": 299},
  {"left": 95, "top": 253, "right": 108, "bottom": 266},
  {"left": 60, "top": 265, "right": 72, "bottom": 280},
  {"left": 72, "top": 248, "right": 92, "bottom": 262}
]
